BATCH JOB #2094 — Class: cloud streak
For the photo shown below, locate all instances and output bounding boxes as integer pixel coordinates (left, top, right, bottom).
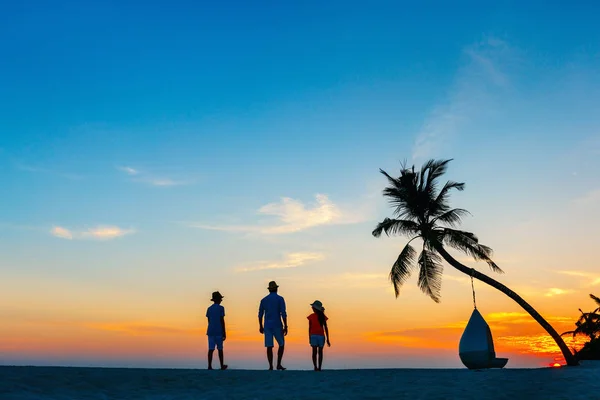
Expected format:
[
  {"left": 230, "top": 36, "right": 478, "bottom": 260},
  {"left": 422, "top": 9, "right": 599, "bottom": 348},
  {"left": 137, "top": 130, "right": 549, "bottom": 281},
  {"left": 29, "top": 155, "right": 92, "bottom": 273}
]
[
  {"left": 117, "top": 166, "right": 192, "bottom": 187},
  {"left": 51, "top": 226, "right": 73, "bottom": 240},
  {"left": 89, "top": 323, "right": 202, "bottom": 336},
  {"left": 16, "top": 164, "right": 83, "bottom": 180},
  {"left": 544, "top": 288, "right": 573, "bottom": 297},
  {"left": 572, "top": 189, "right": 600, "bottom": 206},
  {"left": 118, "top": 166, "right": 139, "bottom": 176},
  {"left": 50, "top": 225, "right": 135, "bottom": 240},
  {"left": 556, "top": 270, "right": 600, "bottom": 286},
  {"left": 366, "top": 311, "right": 576, "bottom": 355},
  {"left": 138, "top": 178, "right": 187, "bottom": 187},
  {"left": 412, "top": 36, "right": 513, "bottom": 161},
  {"left": 236, "top": 252, "right": 325, "bottom": 272},
  {"left": 193, "top": 194, "right": 364, "bottom": 234}
]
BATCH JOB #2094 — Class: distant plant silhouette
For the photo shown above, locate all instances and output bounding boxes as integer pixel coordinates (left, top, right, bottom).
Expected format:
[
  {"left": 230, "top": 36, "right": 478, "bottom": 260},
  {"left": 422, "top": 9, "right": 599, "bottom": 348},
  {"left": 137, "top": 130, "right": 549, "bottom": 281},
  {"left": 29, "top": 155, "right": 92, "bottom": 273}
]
[
  {"left": 372, "top": 159, "right": 578, "bottom": 366},
  {"left": 561, "top": 294, "right": 600, "bottom": 361},
  {"left": 561, "top": 294, "right": 600, "bottom": 340}
]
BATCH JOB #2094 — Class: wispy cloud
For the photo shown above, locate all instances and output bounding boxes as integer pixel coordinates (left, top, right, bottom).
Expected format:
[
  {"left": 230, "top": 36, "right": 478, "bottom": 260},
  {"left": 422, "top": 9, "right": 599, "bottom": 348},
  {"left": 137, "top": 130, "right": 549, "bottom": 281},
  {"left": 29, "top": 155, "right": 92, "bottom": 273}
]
[
  {"left": 412, "top": 36, "right": 514, "bottom": 161},
  {"left": 288, "top": 271, "right": 394, "bottom": 292},
  {"left": 193, "top": 194, "right": 365, "bottom": 234},
  {"left": 442, "top": 274, "right": 471, "bottom": 284},
  {"left": 337, "top": 272, "right": 392, "bottom": 290},
  {"left": 365, "top": 326, "right": 462, "bottom": 349},
  {"left": 236, "top": 252, "right": 324, "bottom": 272},
  {"left": 258, "top": 194, "right": 342, "bottom": 234},
  {"left": 509, "top": 283, "right": 578, "bottom": 298},
  {"left": 485, "top": 312, "right": 572, "bottom": 325},
  {"left": 544, "top": 287, "right": 574, "bottom": 297},
  {"left": 51, "top": 226, "right": 73, "bottom": 239},
  {"left": 117, "top": 165, "right": 192, "bottom": 187},
  {"left": 557, "top": 270, "right": 591, "bottom": 278},
  {"left": 572, "top": 189, "right": 600, "bottom": 206},
  {"left": 89, "top": 323, "right": 201, "bottom": 336},
  {"left": 556, "top": 270, "right": 600, "bottom": 286},
  {"left": 366, "top": 311, "right": 575, "bottom": 355},
  {"left": 50, "top": 225, "right": 135, "bottom": 240},
  {"left": 118, "top": 166, "right": 139, "bottom": 176},
  {"left": 497, "top": 334, "right": 588, "bottom": 356},
  {"left": 139, "top": 178, "right": 187, "bottom": 187},
  {"left": 16, "top": 164, "right": 83, "bottom": 180}
]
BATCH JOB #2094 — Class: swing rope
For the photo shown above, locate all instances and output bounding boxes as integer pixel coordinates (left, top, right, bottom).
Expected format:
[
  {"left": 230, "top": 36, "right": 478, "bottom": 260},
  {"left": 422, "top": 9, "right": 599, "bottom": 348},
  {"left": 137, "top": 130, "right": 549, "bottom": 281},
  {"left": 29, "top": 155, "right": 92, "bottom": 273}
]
[{"left": 470, "top": 268, "right": 477, "bottom": 310}]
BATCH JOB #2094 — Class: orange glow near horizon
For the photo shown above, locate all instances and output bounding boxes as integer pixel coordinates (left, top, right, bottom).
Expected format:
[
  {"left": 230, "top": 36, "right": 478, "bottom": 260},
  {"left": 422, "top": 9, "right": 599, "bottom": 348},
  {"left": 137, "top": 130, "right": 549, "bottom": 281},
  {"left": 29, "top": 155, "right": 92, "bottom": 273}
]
[
  {"left": 3, "top": 253, "right": 597, "bottom": 369},
  {"left": 1, "top": 303, "right": 591, "bottom": 368}
]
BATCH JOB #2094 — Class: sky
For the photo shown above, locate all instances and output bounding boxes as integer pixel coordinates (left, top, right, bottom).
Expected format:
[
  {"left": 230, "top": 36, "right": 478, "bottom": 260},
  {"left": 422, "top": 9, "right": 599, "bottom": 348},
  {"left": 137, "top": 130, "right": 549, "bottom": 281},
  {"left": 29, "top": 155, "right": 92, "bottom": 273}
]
[{"left": 1, "top": 1, "right": 599, "bottom": 369}]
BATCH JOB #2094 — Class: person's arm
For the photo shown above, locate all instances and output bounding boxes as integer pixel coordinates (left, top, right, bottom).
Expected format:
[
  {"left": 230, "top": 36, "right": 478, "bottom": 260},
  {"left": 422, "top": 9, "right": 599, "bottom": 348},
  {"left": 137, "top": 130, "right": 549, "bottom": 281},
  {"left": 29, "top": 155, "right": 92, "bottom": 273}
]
[
  {"left": 221, "top": 307, "right": 226, "bottom": 340},
  {"left": 308, "top": 317, "right": 312, "bottom": 343},
  {"left": 324, "top": 321, "right": 331, "bottom": 347},
  {"left": 258, "top": 299, "right": 264, "bottom": 333},
  {"left": 281, "top": 297, "right": 288, "bottom": 336}
]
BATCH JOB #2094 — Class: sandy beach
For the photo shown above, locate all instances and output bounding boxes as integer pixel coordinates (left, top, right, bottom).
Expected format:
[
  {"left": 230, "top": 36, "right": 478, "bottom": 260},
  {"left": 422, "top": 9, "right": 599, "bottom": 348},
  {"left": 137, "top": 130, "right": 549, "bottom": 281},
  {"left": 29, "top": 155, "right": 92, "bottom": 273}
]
[{"left": 1, "top": 362, "right": 598, "bottom": 400}]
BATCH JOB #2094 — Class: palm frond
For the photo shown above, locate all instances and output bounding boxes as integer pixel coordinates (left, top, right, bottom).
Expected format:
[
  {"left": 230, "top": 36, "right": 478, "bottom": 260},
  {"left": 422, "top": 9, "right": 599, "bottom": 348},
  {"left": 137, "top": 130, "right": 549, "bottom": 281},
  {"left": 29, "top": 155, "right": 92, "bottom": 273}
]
[
  {"left": 389, "top": 242, "right": 418, "bottom": 298},
  {"left": 422, "top": 159, "right": 453, "bottom": 196},
  {"left": 441, "top": 228, "right": 503, "bottom": 273},
  {"left": 381, "top": 187, "right": 419, "bottom": 220},
  {"left": 591, "top": 294, "right": 600, "bottom": 308},
  {"left": 380, "top": 167, "right": 423, "bottom": 220},
  {"left": 372, "top": 218, "right": 420, "bottom": 238},
  {"left": 417, "top": 247, "right": 444, "bottom": 303},
  {"left": 563, "top": 308, "right": 600, "bottom": 340},
  {"left": 432, "top": 208, "right": 471, "bottom": 227},
  {"left": 560, "top": 329, "right": 579, "bottom": 338},
  {"left": 379, "top": 169, "right": 401, "bottom": 189},
  {"left": 430, "top": 181, "right": 465, "bottom": 217}
]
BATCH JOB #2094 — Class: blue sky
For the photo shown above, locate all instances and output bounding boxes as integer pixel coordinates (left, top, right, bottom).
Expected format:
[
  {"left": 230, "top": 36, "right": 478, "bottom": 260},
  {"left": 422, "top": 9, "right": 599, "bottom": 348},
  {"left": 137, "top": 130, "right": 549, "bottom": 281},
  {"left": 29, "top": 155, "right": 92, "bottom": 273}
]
[{"left": 1, "top": 1, "right": 600, "bottom": 368}]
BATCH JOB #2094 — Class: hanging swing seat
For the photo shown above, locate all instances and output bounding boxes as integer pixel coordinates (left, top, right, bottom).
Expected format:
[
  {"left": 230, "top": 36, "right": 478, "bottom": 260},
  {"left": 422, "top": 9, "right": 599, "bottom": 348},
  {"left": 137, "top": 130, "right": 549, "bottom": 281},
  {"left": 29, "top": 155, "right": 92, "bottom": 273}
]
[
  {"left": 459, "top": 308, "right": 509, "bottom": 369},
  {"left": 459, "top": 271, "right": 508, "bottom": 370}
]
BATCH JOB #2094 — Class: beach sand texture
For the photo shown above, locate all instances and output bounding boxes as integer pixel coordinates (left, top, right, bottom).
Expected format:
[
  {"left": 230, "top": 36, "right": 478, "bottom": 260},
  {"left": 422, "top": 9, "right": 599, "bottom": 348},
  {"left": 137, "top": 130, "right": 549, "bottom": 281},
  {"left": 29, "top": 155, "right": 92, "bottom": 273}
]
[{"left": 1, "top": 362, "right": 599, "bottom": 400}]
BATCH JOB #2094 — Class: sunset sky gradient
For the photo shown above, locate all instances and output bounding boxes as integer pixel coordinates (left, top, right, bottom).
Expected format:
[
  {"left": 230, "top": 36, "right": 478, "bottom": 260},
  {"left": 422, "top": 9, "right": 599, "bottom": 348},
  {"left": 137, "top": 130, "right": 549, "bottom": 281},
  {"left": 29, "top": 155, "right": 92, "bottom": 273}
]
[{"left": 1, "top": 1, "right": 599, "bottom": 369}]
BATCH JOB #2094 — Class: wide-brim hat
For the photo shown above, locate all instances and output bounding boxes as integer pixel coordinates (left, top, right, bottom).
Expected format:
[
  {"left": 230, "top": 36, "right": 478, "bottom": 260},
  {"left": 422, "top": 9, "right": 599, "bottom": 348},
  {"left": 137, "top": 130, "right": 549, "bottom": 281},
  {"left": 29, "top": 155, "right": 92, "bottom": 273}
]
[
  {"left": 211, "top": 291, "right": 224, "bottom": 301},
  {"left": 310, "top": 300, "right": 325, "bottom": 311},
  {"left": 267, "top": 281, "right": 279, "bottom": 290}
]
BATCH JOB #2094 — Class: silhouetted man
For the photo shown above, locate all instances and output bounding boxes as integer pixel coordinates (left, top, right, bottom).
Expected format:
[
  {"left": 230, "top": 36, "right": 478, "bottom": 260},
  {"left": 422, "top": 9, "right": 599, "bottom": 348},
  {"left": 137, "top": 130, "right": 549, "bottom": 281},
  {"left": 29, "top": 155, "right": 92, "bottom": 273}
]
[{"left": 258, "top": 280, "right": 288, "bottom": 370}]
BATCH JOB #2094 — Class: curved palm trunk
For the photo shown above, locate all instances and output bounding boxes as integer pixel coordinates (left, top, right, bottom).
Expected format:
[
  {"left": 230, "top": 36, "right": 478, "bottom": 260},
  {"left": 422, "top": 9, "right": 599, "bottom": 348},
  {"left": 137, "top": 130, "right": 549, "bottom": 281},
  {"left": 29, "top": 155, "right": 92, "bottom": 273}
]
[{"left": 433, "top": 243, "right": 579, "bottom": 367}]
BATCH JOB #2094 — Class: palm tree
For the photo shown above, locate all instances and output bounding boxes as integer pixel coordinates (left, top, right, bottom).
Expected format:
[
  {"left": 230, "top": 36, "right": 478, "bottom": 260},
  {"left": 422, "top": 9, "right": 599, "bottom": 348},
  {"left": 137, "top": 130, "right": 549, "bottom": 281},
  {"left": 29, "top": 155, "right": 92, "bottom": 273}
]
[
  {"left": 561, "top": 294, "right": 600, "bottom": 340},
  {"left": 372, "top": 159, "right": 578, "bottom": 366},
  {"left": 591, "top": 294, "right": 600, "bottom": 313}
]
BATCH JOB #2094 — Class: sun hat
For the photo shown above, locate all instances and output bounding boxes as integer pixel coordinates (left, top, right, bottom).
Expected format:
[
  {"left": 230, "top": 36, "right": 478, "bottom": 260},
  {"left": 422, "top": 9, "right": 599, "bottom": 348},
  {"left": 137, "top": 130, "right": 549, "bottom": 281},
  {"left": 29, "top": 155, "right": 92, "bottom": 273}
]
[
  {"left": 267, "top": 281, "right": 279, "bottom": 290},
  {"left": 211, "top": 291, "right": 224, "bottom": 301},
  {"left": 310, "top": 300, "right": 325, "bottom": 311}
]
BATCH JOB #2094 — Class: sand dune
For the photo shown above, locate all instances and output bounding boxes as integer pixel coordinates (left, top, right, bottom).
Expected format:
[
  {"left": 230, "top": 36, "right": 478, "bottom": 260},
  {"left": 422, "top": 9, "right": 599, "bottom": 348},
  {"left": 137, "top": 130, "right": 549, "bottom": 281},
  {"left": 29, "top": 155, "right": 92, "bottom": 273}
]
[{"left": 1, "top": 362, "right": 598, "bottom": 400}]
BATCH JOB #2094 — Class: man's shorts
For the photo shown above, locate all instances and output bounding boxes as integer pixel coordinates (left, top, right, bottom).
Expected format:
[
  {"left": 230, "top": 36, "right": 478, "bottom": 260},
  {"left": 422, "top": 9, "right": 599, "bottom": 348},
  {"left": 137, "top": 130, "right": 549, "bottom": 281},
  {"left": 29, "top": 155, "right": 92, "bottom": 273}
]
[
  {"left": 208, "top": 335, "right": 224, "bottom": 350},
  {"left": 264, "top": 327, "right": 285, "bottom": 347},
  {"left": 310, "top": 334, "right": 325, "bottom": 347}
]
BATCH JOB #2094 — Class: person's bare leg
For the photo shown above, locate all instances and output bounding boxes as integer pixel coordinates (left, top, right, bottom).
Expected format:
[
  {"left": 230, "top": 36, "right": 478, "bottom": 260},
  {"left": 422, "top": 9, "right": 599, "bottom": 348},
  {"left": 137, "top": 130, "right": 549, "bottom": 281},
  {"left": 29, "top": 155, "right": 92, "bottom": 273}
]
[
  {"left": 276, "top": 346, "right": 286, "bottom": 370},
  {"left": 208, "top": 349, "right": 214, "bottom": 370},
  {"left": 267, "top": 347, "right": 274, "bottom": 370},
  {"left": 318, "top": 347, "right": 324, "bottom": 371},
  {"left": 218, "top": 349, "right": 228, "bottom": 370},
  {"left": 312, "top": 346, "right": 318, "bottom": 371}
]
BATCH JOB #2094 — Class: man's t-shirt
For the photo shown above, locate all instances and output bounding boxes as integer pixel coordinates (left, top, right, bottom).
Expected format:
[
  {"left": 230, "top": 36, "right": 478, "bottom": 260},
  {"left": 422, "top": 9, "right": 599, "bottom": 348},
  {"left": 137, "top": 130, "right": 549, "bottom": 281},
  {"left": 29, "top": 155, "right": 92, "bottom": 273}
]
[
  {"left": 206, "top": 303, "right": 225, "bottom": 336},
  {"left": 307, "top": 313, "right": 328, "bottom": 336},
  {"left": 258, "top": 292, "right": 287, "bottom": 330}
]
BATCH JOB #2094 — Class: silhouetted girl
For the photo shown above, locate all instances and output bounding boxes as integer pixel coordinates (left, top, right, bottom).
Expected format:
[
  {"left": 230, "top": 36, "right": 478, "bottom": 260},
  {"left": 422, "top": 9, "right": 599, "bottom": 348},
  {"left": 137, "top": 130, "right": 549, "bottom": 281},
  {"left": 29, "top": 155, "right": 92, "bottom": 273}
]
[{"left": 307, "top": 300, "right": 330, "bottom": 371}]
